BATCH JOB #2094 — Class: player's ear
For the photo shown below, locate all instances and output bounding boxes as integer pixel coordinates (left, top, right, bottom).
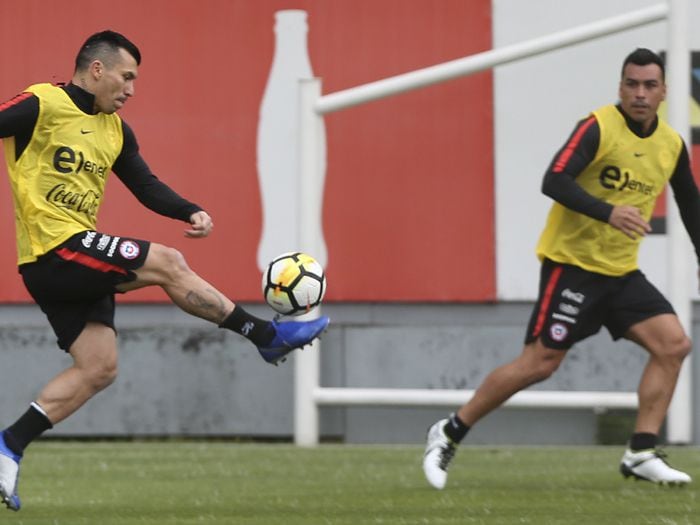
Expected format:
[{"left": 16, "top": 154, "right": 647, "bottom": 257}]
[{"left": 90, "top": 60, "right": 104, "bottom": 80}]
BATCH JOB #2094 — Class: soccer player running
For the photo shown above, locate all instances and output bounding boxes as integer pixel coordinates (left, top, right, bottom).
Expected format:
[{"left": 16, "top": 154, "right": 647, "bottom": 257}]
[
  {"left": 0, "top": 30, "right": 329, "bottom": 511},
  {"left": 423, "top": 48, "right": 699, "bottom": 489}
]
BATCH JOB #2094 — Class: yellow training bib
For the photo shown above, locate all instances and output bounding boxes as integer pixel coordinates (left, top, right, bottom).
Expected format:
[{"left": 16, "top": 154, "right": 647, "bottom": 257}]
[
  {"left": 536, "top": 104, "right": 681, "bottom": 276},
  {"left": 3, "top": 83, "right": 123, "bottom": 264}
]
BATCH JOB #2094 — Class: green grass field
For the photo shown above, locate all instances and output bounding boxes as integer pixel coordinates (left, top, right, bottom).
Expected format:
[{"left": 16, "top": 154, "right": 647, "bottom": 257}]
[{"left": 4, "top": 442, "right": 699, "bottom": 524}]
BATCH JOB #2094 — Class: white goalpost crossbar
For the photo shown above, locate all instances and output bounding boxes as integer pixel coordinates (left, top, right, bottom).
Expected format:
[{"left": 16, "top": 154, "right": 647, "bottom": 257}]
[
  {"left": 315, "top": 4, "right": 668, "bottom": 114},
  {"left": 295, "top": 1, "right": 693, "bottom": 446}
]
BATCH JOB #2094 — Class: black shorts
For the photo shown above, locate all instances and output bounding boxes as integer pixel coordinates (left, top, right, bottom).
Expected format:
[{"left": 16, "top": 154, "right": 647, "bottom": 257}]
[
  {"left": 524, "top": 258, "right": 675, "bottom": 350},
  {"left": 20, "top": 230, "right": 151, "bottom": 351}
]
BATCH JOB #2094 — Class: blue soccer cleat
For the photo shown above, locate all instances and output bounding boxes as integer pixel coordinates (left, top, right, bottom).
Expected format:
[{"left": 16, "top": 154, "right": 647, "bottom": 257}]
[
  {"left": 0, "top": 431, "right": 22, "bottom": 511},
  {"left": 257, "top": 316, "right": 330, "bottom": 365}
]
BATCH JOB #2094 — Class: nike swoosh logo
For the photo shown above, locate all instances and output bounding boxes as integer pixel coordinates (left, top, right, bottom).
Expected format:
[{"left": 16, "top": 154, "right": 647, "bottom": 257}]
[
  {"left": 633, "top": 152, "right": 645, "bottom": 157},
  {"left": 80, "top": 129, "right": 94, "bottom": 135}
]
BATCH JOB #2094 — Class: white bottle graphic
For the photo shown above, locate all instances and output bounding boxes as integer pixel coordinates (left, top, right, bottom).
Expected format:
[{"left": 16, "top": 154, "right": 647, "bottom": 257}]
[{"left": 257, "top": 10, "right": 327, "bottom": 270}]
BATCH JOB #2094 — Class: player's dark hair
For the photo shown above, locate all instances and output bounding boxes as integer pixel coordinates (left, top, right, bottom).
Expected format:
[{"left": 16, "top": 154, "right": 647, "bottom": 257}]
[
  {"left": 74, "top": 30, "right": 141, "bottom": 71},
  {"left": 621, "top": 48, "right": 665, "bottom": 81}
]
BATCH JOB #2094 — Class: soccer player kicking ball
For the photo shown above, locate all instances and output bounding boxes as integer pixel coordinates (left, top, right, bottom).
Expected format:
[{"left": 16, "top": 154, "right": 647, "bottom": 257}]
[
  {"left": 0, "top": 30, "right": 329, "bottom": 511},
  {"left": 424, "top": 48, "right": 697, "bottom": 489}
]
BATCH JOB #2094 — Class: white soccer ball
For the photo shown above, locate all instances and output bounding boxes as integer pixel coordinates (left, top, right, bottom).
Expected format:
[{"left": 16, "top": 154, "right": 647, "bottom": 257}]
[{"left": 261, "top": 252, "right": 326, "bottom": 316}]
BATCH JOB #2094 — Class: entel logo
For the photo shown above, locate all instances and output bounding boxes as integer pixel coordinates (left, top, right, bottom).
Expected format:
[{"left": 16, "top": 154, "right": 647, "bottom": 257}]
[
  {"left": 599, "top": 165, "right": 654, "bottom": 195},
  {"left": 53, "top": 146, "right": 108, "bottom": 178}
]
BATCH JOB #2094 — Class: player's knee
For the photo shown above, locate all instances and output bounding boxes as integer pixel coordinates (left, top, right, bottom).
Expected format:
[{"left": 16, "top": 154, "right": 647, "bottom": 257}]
[
  {"left": 85, "top": 358, "right": 118, "bottom": 392},
  {"left": 517, "top": 354, "right": 560, "bottom": 385},
  {"left": 151, "top": 244, "right": 192, "bottom": 282},
  {"left": 533, "top": 357, "right": 561, "bottom": 382},
  {"left": 525, "top": 342, "right": 564, "bottom": 382},
  {"left": 665, "top": 334, "right": 692, "bottom": 363}
]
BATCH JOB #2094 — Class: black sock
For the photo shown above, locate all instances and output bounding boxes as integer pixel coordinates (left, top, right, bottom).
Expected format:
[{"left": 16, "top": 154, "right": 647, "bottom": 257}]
[
  {"left": 443, "top": 412, "right": 470, "bottom": 443},
  {"left": 3, "top": 403, "right": 53, "bottom": 455},
  {"left": 629, "top": 432, "right": 657, "bottom": 451},
  {"left": 219, "top": 305, "right": 275, "bottom": 346}
]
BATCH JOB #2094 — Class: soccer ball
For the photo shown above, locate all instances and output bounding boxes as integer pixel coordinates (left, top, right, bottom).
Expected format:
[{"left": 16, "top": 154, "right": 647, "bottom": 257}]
[{"left": 262, "top": 252, "right": 326, "bottom": 316}]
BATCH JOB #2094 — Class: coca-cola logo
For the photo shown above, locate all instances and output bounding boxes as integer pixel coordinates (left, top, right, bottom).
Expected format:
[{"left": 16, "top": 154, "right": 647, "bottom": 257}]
[{"left": 45, "top": 183, "right": 100, "bottom": 216}]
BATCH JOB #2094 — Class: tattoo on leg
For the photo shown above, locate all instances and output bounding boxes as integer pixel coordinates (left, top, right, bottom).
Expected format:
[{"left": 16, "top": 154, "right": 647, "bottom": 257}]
[{"left": 186, "top": 288, "right": 227, "bottom": 322}]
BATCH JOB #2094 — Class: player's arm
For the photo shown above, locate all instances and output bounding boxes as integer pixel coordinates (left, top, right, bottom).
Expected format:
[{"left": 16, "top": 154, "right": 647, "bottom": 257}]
[
  {"left": 669, "top": 141, "right": 700, "bottom": 267},
  {"left": 541, "top": 116, "right": 611, "bottom": 219},
  {"left": 541, "top": 115, "right": 649, "bottom": 239},
  {"left": 112, "top": 121, "right": 212, "bottom": 237},
  {"left": 0, "top": 92, "right": 39, "bottom": 157}
]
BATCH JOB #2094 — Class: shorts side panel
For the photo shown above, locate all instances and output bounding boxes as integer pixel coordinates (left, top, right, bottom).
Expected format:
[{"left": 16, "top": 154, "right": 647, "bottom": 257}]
[
  {"left": 525, "top": 260, "right": 612, "bottom": 350},
  {"left": 21, "top": 231, "right": 150, "bottom": 303}
]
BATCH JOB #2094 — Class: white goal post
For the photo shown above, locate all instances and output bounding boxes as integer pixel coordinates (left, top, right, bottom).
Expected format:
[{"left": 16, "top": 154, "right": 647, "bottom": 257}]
[{"left": 295, "top": 1, "right": 693, "bottom": 446}]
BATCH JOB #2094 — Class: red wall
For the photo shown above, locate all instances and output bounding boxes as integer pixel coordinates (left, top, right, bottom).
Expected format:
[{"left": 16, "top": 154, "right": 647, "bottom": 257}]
[{"left": 0, "top": 0, "right": 494, "bottom": 303}]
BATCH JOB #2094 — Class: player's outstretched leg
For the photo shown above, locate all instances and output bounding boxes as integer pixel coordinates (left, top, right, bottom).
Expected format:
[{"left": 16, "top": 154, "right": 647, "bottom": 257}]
[
  {"left": 422, "top": 419, "right": 458, "bottom": 490},
  {"left": 0, "top": 432, "right": 22, "bottom": 511},
  {"left": 256, "top": 316, "right": 330, "bottom": 365},
  {"left": 620, "top": 448, "right": 692, "bottom": 486}
]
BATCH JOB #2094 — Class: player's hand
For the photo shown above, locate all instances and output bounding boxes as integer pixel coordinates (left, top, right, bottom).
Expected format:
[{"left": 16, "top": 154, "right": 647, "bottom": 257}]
[
  {"left": 608, "top": 205, "right": 651, "bottom": 239},
  {"left": 185, "top": 210, "right": 213, "bottom": 238}
]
